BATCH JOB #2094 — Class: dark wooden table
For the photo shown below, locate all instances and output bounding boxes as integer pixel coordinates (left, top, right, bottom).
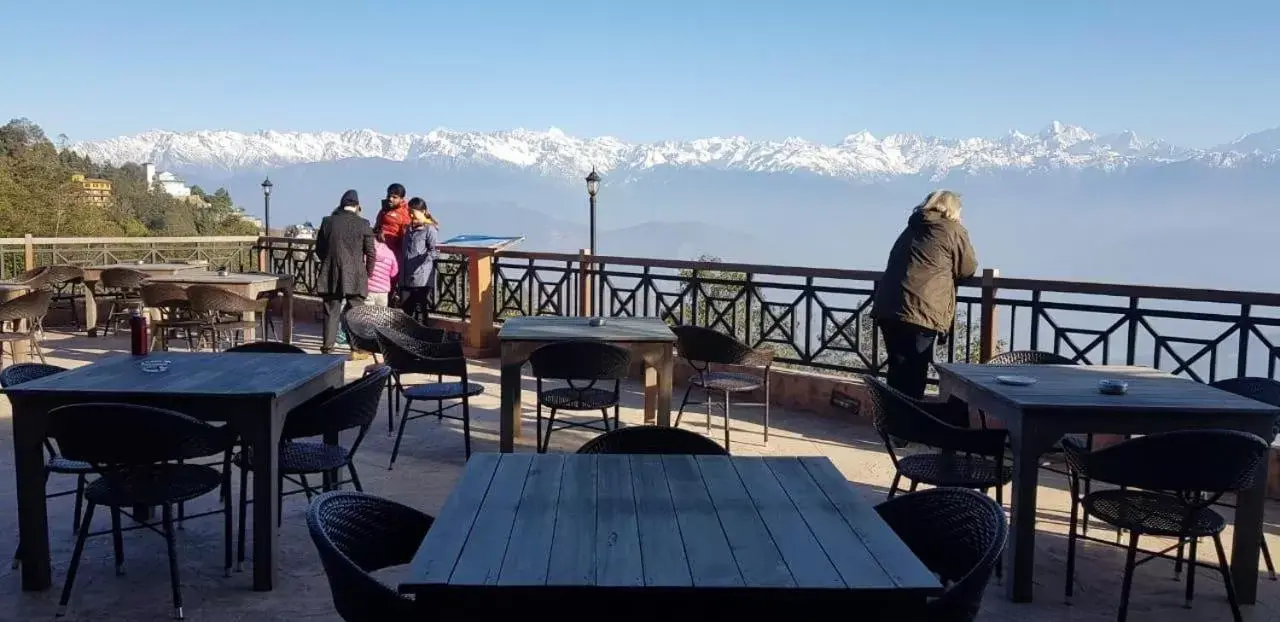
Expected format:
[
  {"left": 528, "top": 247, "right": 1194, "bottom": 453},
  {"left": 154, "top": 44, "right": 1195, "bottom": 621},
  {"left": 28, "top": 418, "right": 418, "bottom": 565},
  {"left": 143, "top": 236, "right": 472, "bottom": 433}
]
[
  {"left": 936, "top": 363, "right": 1280, "bottom": 604},
  {"left": 401, "top": 453, "right": 941, "bottom": 615},
  {"left": 497, "top": 317, "right": 676, "bottom": 452},
  {"left": 3, "top": 351, "right": 346, "bottom": 592}
]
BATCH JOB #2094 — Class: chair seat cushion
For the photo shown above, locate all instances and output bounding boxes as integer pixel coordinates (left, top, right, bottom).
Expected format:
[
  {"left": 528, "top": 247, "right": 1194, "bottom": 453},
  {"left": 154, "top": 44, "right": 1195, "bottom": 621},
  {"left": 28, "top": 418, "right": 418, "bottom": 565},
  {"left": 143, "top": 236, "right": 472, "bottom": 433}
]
[
  {"left": 237, "top": 441, "right": 350, "bottom": 474},
  {"left": 85, "top": 464, "right": 223, "bottom": 507},
  {"left": 47, "top": 456, "right": 94, "bottom": 474},
  {"left": 691, "top": 371, "right": 762, "bottom": 393},
  {"left": 1084, "top": 489, "right": 1227, "bottom": 538},
  {"left": 404, "top": 382, "right": 484, "bottom": 400},
  {"left": 897, "top": 452, "right": 1012, "bottom": 488},
  {"left": 539, "top": 387, "right": 618, "bottom": 410}
]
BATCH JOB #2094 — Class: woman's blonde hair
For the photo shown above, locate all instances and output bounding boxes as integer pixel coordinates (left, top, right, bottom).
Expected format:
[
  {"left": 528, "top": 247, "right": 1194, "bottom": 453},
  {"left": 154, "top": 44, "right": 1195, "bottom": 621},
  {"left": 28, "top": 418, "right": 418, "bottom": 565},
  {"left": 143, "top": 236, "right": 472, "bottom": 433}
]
[{"left": 915, "top": 190, "right": 962, "bottom": 221}]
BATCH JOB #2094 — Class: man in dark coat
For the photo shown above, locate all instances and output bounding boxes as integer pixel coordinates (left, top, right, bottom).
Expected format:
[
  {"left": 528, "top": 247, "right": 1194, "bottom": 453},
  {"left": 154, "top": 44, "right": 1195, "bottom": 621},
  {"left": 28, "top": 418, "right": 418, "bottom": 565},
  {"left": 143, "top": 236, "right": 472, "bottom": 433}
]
[
  {"left": 315, "top": 189, "right": 376, "bottom": 355},
  {"left": 872, "top": 190, "right": 978, "bottom": 399}
]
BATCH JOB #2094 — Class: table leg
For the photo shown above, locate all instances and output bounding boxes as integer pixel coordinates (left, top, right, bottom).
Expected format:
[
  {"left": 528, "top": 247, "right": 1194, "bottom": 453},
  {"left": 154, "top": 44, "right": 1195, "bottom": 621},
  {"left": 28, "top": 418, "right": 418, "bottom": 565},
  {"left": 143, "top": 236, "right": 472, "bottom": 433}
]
[
  {"left": 1230, "top": 456, "right": 1268, "bottom": 604},
  {"left": 249, "top": 404, "right": 282, "bottom": 590},
  {"left": 11, "top": 400, "right": 52, "bottom": 590},
  {"left": 643, "top": 365, "right": 658, "bottom": 425},
  {"left": 499, "top": 352, "right": 522, "bottom": 453},
  {"left": 83, "top": 282, "right": 99, "bottom": 337},
  {"left": 282, "top": 288, "right": 294, "bottom": 344},
  {"left": 1005, "top": 424, "right": 1056, "bottom": 602},
  {"left": 656, "top": 345, "right": 673, "bottom": 426}
]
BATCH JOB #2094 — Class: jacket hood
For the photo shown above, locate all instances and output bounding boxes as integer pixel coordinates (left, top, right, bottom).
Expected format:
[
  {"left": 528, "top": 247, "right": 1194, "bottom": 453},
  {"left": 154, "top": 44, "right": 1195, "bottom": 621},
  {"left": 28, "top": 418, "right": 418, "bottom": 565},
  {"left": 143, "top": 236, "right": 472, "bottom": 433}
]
[{"left": 908, "top": 209, "right": 941, "bottom": 229}]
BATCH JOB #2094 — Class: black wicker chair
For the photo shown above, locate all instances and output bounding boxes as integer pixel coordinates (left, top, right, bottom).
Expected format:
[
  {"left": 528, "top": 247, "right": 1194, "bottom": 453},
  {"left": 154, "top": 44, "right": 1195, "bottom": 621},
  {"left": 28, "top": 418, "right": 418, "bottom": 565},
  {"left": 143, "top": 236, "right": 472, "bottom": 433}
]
[
  {"left": 577, "top": 425, "right": 728, "bottom": 455},
  {"left": 0, "top": 363, "right": 90, "bottom": 570},
  {"left": 377, "top": 328, "right": 483, "bottom": 464},
  {"left": 140, "top": 283, "right": 200, "bottom": 351},
  {"left": 1062, "top": 429, "right": 1269, "bottom": 621},
  {"left": 44, "top": 265, "right": 86, "bottom": 331},
  {"left": 188, "top": 284, "right": 267, "bottom": 351},
  {"left": 307, "top": 491, "right": 435, "bottom": 621},
  {"left": 0, "top": 289, "right": 53, "bottom": 365},
  {"left": 875, "top": 488, "right": 1008, "bottom": 622},
  {"left": 529, "top": 341, "right": 632, "bottom": 453},
  {"left": 3, "top": 266, "right": 52, "bottom": 288},
  {"left": 236, "top": 366, "right": 390, "bottom": 570},
  {"left": 342, "top": 305, "right": 445, "bottom": 433},
  {"left": 671, "top": 325, "right": 772, "bottom": 452},
  {"left": 225, "top": 341, "right": 306, "bottom": 354},
  {"left": 98, "top": 267, "right": 148, "bottom": 335},
  {"left": 47, "top": 403, "right": 237, "bottom": 620}
]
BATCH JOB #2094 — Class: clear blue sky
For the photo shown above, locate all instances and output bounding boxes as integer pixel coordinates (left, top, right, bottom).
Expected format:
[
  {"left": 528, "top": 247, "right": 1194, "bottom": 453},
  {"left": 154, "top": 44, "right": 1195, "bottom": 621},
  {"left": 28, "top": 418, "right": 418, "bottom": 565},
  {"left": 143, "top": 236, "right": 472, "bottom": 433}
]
[{"left": 2, "top": 0, "right": 1276, "bottom": 146}]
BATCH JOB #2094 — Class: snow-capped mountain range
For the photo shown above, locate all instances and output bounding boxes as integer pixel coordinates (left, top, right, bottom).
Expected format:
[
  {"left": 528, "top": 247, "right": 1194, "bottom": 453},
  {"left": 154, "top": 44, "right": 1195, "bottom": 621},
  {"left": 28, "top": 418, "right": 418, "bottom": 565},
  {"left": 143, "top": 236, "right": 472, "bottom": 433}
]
[{"left": 72, "top": 121, "right": 1280, "bottom": 183}]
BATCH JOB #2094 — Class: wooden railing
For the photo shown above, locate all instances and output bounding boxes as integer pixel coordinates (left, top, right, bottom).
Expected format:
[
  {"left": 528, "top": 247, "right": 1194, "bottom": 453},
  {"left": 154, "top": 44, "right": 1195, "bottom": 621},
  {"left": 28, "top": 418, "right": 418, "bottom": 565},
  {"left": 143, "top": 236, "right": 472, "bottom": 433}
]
[{"left": 6, "top": 234, "right": 1276, "bottom": 383}]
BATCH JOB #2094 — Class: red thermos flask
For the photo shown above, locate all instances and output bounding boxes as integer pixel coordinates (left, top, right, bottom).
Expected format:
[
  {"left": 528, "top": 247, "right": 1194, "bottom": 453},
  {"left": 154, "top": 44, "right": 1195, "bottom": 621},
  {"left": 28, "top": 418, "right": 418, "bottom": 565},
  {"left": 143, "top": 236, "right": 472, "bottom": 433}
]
[{"left": 129, "top": 309, "right": 150, "bottom": 356}]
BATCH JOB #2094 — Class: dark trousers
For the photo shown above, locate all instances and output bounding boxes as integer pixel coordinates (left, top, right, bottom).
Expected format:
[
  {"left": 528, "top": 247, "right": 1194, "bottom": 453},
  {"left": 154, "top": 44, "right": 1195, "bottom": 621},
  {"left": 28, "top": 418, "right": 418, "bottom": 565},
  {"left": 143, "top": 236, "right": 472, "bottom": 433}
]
[
  {"left": 322, "top": 295, "right": 365, "bottom": 353},
  {"left": 879, "top": 319, "right": 937, "bottom": 400},
  {"left": 400, "top": 287, "right": 434, "bottom": 324}
]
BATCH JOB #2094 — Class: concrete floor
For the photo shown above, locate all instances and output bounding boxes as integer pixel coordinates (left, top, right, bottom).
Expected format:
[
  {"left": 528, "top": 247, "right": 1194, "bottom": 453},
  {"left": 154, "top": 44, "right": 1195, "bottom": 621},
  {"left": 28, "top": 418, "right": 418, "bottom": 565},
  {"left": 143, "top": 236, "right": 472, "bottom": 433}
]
[{"left": 1, "top": 328, "right": 1279, "bottom": 621}]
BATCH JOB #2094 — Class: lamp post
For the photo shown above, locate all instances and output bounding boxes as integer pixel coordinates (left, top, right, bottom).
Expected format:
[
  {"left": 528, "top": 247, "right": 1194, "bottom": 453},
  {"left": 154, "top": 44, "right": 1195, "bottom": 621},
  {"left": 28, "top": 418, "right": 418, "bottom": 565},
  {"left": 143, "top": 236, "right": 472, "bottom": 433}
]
[
  {"left": 261, "top": 177, "right": 273, "bottom": 254},
  {"left": 585, "top": 167, "right": 601, "bottom": 256}
]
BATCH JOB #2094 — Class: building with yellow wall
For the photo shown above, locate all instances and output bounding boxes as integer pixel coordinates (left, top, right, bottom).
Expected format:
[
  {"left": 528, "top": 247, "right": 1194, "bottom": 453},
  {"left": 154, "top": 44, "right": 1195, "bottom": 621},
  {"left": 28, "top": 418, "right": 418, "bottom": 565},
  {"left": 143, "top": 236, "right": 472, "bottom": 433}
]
[{"left": 70, "top": 174, "right": 113, "bottom": 204}]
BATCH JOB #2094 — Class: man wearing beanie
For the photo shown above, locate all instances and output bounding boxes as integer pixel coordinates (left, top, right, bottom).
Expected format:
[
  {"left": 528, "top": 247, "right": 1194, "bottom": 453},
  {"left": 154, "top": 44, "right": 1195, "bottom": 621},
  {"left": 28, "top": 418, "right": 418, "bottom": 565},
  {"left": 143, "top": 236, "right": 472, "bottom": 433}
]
[{"left": 315, "top": 189, "right": 376, "bottom": 356}]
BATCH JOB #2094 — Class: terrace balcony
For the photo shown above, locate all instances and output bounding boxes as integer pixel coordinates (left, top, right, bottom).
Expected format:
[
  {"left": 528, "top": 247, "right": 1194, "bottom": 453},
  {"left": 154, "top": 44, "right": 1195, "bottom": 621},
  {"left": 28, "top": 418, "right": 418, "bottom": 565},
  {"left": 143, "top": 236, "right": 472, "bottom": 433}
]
[{"left": 1, "top": 234, "right": 1279, "bottom": 620}]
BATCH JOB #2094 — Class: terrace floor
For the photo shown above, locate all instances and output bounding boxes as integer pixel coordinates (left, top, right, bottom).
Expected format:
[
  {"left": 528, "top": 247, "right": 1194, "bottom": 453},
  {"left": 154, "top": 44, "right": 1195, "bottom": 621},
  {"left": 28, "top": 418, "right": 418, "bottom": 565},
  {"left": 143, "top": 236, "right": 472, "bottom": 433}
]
[{"left": 0, "top": 328, "right": 1279, "bottom": 621}]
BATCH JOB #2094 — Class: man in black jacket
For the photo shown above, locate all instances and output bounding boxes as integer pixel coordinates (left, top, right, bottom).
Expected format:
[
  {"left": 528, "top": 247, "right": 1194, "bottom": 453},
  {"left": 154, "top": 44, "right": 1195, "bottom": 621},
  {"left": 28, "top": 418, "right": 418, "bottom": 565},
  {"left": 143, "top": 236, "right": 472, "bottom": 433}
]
[{"left": 315, "top": 189, "right": 376, "bottom": 356}]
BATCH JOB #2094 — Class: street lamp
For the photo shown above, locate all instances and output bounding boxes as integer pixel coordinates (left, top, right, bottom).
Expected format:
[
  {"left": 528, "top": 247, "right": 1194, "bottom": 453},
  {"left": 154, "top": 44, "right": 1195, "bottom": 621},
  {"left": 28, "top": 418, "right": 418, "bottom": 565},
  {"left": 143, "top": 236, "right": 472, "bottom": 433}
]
[
  {"left": 585, "top": 167, "right": 601, "bottom": 256},
  {"left": 261, "top": 177, "right": 273, "bottom": 255}
]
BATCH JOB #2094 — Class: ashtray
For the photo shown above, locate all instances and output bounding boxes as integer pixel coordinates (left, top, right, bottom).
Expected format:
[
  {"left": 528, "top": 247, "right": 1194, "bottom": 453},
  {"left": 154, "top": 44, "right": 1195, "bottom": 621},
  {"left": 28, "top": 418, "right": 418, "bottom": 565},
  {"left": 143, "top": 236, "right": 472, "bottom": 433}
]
[
  {"left": 995, "top": 375, "right": 1037, "bottom": 386},
  {"left": 1098, "top": 379, "right": 1129, "bottom": 395},
  {"left": 139, "top": 359, "right": 172, "bottom": 373},
  {"left": 588, "top": 318, "right": 607, "bottom": 327},
  {"left": 216, "top": 269, "right": 229, "bottom": 277}
]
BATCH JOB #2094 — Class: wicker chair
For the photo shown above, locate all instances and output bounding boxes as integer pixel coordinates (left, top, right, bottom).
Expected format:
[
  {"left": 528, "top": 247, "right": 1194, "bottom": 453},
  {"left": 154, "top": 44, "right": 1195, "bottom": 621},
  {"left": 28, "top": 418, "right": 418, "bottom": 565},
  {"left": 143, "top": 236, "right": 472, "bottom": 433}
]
[
  {"left": 875, "top": 488, "right": 1008, "bottom": 622},
  {"left": 140, "top": 283, "right": 200, "bottom": 351},
  {"left": 236, "top": 367, "right": 390, "bottom": 570},
  {"left": 1062, "top": 430, "right": 1269, "bottom": 621},
  {"left": 376, "top": 328, "right": 483, "bottom": 464},
  {"left": 577, "top": 425, "right": 728, "bottom": 455},
  {"left": 861, "top": 375, "right": 1010, "bottom": 515},
  {"left": 671, "top": 325, "right": 772, "bottom": 452},
  {"left": 529, "top": 341, "right": 632, "bottom": 453},
  {"left": 43, "top": 265, "right": 86, "bottom": 330},
  {"left": 0, "top": 289, "right": 52, "bottom": 365},
  {"left": 4, "top": 266, "right": 52, "bottom": 288},
  {"left": 99, "top": 267, "right": 148, "bottom": 335},
  {"left": 187, "top": 284, "right": 268, "bottom": 351},
  {"left": 238, "top": 271, "right": 285, "bottom": 340},
  {"left": 47, "top": 403, "right": 237, "bottom": 620},
  {"left": 307, "top": 491, "right": 435, "bottom": 621},
  {"left": 342, "top": 305, "right": 445, "bottom": 432},
  {"left": 226, "top": 341, "right": 306, "bottom": 354},
  {"left": 0, "top": 363, "right": 92, "bottom": 570}
]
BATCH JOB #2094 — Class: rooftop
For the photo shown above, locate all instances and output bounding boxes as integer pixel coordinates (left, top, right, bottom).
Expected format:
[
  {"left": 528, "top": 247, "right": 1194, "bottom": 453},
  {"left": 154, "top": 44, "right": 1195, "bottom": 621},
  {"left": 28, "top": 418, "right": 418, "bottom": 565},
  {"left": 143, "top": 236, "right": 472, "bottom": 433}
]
[{"left": 1, "top": 326, "right": 1277, "bottom": 621}]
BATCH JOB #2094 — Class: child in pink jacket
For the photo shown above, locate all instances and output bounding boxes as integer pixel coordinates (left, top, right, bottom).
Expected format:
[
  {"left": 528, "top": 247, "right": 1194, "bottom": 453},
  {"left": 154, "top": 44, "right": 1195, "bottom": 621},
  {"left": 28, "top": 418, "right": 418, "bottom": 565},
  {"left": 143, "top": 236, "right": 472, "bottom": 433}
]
[{"left": 367, "top": 238, "right": 399, "bottom": 307}]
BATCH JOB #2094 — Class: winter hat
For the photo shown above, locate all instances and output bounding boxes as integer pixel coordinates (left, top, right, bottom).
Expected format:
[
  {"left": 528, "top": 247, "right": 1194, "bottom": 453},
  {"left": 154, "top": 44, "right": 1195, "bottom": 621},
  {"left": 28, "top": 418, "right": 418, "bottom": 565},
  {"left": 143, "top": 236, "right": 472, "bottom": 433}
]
[{"left": 338, "top": 189, "right": 359, "bottom": 208}]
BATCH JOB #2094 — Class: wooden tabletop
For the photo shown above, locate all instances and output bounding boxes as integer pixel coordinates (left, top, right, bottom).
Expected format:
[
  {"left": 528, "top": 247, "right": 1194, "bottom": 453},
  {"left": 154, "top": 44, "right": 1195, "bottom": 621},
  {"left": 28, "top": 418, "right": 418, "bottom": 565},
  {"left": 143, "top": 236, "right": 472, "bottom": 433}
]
[
  {"left": 936, "top": 363, "right": 1280, "bottom": 415},
  {"left": 402, "top": 453, "right": 940, "bottom": 601},
  {"left": 85, "top": 262, "right": 207, "bottom": 273},
  {"left": 498, "top": 316, "right": 676, "bottom": 343},
  {"left": 144, "top": 271, "right": 290, "bottom": 286},
  {"left": 1, "top": 352, "right": 344, "bottom": 398}
]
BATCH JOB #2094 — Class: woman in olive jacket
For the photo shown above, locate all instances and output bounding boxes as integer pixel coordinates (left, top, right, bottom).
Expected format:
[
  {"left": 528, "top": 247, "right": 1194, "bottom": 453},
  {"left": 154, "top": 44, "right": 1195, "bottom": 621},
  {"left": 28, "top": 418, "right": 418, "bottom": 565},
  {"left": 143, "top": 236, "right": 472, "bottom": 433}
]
[{"left": 871, "top": 190, "right": 978, "bottom": 399}]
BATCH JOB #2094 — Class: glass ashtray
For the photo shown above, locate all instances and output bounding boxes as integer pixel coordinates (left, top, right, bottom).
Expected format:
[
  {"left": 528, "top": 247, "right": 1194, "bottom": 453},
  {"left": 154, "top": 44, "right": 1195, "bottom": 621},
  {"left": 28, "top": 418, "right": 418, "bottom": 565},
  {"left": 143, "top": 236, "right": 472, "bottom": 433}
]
[{"left": 139, "top": 359, "right": 172, "bottom": 373}]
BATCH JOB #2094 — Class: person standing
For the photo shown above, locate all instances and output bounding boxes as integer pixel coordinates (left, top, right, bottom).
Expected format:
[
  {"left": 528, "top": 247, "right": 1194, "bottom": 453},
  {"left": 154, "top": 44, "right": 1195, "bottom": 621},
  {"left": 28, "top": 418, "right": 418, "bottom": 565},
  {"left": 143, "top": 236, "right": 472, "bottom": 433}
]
[
  {"left": 315, "top": 189, "right": 376, "bottom": 356},
  {"left": 400, "top": 197, "right": 440, "bottom": 323},
  {"left": 367, "top": 236, "right": 399, "bottom": 307},
  {"left": 871, "top": 190, "right": 978, "bottom": 399},
  {"left": 375, "top": 183, "right": 412, "bottom": 304}
]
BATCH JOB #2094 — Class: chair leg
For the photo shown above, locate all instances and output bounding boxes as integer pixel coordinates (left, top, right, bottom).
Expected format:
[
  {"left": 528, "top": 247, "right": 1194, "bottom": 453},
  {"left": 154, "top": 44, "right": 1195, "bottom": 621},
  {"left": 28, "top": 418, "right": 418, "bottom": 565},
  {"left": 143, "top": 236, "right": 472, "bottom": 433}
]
[
  {"left": 462, "top": 397, "right": 472, "bottom": 458},
  {"left": 110, "top": 507, "right": 125, "bottom": 575},
  {"left": 236, "top": 464, "right": 249, "bottom": 571},
  {"left": 722, "top": 391, "right": 731, "bottom": 452},
  {"left": 72, "top": 475, "right": 85, "bottom": 534},
  {"left": 161, "top": 504, "right": 185, "bottom": 620},
  {"left": 600, "top": 408, "right": 611, "bottom": 432},
  {"left": 1212, "top": 533, "right": 1245, "bottom": 622},
  {"left": 298, "top": 474, "right": 314, "bottom": 500},
  {"left": 536, "top": 402, "right": 544, "bottom": 454},
  {"left": 542, "top": 408, "right": 558, "bottom": 454},
  {"left": 613, "top": 404, "right": 620, "bottom": 430},
  {"left": 1117, "top": 531, "right": 1140, "bottom": 622},
  {"left": 1065, "top": 493, "right": 1080, "bottom": 603},
  {"left": 389, "top": 398, "right": 413, "bottom": 470},
  {"left": 348, "top": 463, "right": 364, "bottom": 492},
  {"left": 887, "top": 473, "right": 901, "bottom": 499},
  {"left": 57, "top": 502, "right": 97, "bottom": 618},
  {"left": 222, "top": 465, "right": 232, "bottom": 578},
  {"left": 30, "top": 337, "right": 46, "bottom": 364},
  {"left": 385, "top": 376, "right": 395, "bottom": 435},
  {"left": 277, "top": 473, "right": 284, "bottom": 527},
  {"left": 762, "top": 376, "right": 770, "bottom": 445},
  {"left": 1174, "top": 539, "right": 1185, "bottom": 578},
  {"left": 1263, "top": 534, "right": 1277, "bottom": 581},
  {"left": 908, "top": 480, "right": 919, "bottom": 492},
  {"left": 674, "top": 383, "right": 694, "bottom": 428},
  {"left": 1184, "top": 537, "right": 1198, "bottom": 608}
]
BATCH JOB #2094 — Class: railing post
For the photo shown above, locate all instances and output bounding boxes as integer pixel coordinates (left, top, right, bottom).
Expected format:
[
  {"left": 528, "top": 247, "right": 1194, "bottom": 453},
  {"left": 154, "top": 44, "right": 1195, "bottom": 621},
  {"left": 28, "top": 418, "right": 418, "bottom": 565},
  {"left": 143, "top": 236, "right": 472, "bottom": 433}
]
[
  {"left": 464, "top": 250, "right": 498, "bottom": 354},
  {"left": 257, "top": 236, "right": 269, "bottom": 272},
  {"left": 578, "top": 248, "right": 594, "bottom": 317},
  {"left": 23, "top": 234, "right": 34, "bottom": 270},
  {"left": 979, "top": 268, "right": 1000, "bottom": 362}
]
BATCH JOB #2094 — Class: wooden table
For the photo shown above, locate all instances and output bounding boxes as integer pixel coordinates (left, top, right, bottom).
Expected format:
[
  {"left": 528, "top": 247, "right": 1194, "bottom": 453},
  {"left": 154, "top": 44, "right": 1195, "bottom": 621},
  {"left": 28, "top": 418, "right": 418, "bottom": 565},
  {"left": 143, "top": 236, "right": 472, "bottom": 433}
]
[
  {"left": 936, "top": 363, "right": 1280, "bottom": 604},
  {"left": 498, "top": 317, "right": 676, "bottom": 453},
  {"left": 3, "top": 351, "right": 345, "bottom": 592},
  {"left": 146, "top": 271, "right": 296, "bottom": 344},
  {"left": 401, "top": 453, "right": 941, "bottom": 615},
  {"left": 81, "top": 263, "right": 208, "bottom": 336}
]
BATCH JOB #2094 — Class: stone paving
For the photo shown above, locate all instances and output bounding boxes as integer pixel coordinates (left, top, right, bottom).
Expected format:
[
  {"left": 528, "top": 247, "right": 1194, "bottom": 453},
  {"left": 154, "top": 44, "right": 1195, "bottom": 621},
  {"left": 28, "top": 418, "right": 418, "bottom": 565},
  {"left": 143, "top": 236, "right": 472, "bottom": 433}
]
[{"left": 0, "top": 328, "right": 1278, "bottom": 620}]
